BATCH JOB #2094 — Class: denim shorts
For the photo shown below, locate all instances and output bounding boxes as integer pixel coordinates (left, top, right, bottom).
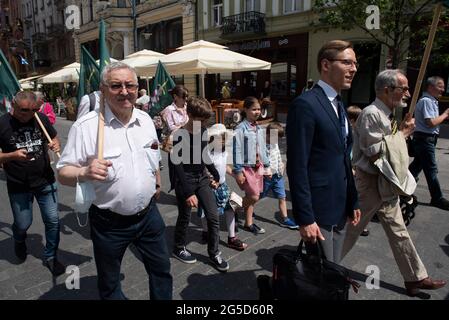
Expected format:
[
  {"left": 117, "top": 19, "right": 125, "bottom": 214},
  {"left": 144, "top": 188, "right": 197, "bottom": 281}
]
[{"left": 260, "top": 174, "right": 286, "bottom": 199}]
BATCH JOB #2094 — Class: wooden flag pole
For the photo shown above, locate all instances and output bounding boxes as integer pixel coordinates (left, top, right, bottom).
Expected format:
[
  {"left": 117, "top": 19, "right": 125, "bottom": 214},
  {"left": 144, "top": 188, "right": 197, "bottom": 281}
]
[
  {"left": 97, "top": 92, "right": 105, "bottom": 160},
  {"left": 34, "top": 113, "right": 61, "bottom": 158},
  {"left": 408, "top": 2, "right": 443, "bottom": 116}
]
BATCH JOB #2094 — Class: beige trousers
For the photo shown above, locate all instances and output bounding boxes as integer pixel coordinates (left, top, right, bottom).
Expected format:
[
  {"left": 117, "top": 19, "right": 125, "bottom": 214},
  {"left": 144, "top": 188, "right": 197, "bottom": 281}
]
[{"left": 342, "top": 168, "right": 428, "bottom": 282}]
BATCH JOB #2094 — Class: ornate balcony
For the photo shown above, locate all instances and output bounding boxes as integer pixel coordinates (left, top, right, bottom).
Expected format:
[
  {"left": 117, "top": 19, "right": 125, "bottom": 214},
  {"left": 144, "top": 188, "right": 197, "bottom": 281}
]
[{"left": 221, "top": 11, "right": 265, "bottom": 39}]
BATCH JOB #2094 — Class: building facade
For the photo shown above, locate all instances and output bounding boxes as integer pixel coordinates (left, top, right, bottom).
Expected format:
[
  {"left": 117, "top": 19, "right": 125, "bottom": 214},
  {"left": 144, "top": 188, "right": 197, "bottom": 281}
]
[
  {"left": 197, "top": 0, "right": 383, "bottom": 117},
  {"left": 0, "top": 0, "right": 28, "bottom": 78},
  {"left": 20, "top": 0, "right": 75, "bottom": 76},
  {"left": 73, "top": 0, "right": 197, "bottom": 93}
]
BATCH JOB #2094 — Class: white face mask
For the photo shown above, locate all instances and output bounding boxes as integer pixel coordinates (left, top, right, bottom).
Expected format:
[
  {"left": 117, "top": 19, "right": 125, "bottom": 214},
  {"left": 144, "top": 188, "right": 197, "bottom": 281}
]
[{"left": 75, "top": 181, "right": 96, "bottom": 213}]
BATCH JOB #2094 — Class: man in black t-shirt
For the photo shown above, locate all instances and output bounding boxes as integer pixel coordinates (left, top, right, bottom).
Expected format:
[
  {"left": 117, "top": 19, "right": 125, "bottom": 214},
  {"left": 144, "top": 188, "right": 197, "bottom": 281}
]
[{"left": 0, "top": 91, "right": 64, "bottom": 276}]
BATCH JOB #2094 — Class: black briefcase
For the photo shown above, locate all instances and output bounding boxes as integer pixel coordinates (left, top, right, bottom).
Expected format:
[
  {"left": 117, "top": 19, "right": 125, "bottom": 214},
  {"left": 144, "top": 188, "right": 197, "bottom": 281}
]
[{"left": 271, "top": 241, "right": 359, "bottom": 300}]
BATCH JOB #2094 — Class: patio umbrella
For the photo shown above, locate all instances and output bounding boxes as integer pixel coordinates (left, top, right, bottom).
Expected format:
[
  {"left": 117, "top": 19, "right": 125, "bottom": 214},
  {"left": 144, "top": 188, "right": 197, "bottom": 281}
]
[
  {"left": 38, "top": 59, "right": 118, "bottom": 84},
  {"left": 121, "top": 49, "right": 165, "bottom": 91},
  {"left": 19, "top": 75, "right": 44, "bottom": 89},
  {"left": 38, "top": 62, "right": 80, "bottom": 83},
  {"left": 135, "top": 40, "right": 271, "bottom": 97}
]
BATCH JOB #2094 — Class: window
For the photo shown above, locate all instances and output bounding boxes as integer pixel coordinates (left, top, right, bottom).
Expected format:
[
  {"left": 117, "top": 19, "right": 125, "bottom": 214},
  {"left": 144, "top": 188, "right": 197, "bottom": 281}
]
[
  {"left": 245, "top": 0, "right": 260, "bottom": 12},
  {"left": 117, "top": 0, "right": 127, "bottom": 8},
  {"left": 89, "top": 0, "right": 94, "bottom": 22},
  {"left": 213, "top": 0, "right": 223, "bottom": 27},
  {"left": 284, "top": 0, "right": 301, "bottom": 13}
]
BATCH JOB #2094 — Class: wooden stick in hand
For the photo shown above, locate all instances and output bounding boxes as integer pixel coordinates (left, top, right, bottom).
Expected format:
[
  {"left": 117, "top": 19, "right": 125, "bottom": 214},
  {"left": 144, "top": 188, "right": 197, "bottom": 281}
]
[
  {"left": 34, "top": 113, "right": 61, "bottom": 158},
  {"left": 97, "top": 92, "right": 105, "bottom": 160}
]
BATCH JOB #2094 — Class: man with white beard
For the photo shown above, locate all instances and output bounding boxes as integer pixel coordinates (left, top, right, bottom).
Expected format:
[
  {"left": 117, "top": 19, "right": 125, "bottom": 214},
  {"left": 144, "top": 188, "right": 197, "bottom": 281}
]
[{"left": 342, "top": 69, "right": 446, "bottom": 297}]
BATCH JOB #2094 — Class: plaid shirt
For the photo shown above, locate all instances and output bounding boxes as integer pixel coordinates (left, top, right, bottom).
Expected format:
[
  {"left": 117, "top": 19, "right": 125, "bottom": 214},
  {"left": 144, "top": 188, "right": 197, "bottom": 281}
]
[{"left": 267, "top": 143, "right": 284, "bottom": 176}]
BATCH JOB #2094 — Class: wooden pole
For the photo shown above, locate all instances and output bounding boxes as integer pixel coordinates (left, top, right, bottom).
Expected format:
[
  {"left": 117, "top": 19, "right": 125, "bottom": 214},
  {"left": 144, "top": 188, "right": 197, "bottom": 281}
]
[
  {"left": 97, "top": 92, "right": 105, "bottom": 160},
  {"left": 34, "top": 113, "right": 61, "bottom": 158},
  {"left": 408, "top": 2, "right": 443, "bottom": 115}
]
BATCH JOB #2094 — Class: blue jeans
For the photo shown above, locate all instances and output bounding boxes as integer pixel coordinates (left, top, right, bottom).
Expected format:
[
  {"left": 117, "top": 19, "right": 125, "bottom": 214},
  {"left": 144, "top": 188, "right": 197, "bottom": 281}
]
[
  {"left": 8, "top": 182, "right": 60, "bottom": 260},
  {"left": 89, "top": 200, "right": 173, "bottom": 300},
  {"left": 409, "top": 135, "right": 442, "bottom": 202}
]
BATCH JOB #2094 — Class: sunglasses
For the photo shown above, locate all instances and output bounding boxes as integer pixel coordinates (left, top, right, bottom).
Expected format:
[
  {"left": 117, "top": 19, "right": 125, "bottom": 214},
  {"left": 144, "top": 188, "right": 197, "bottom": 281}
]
[{"left": 18, "top": 108, "right": 39, "bottom": 113}]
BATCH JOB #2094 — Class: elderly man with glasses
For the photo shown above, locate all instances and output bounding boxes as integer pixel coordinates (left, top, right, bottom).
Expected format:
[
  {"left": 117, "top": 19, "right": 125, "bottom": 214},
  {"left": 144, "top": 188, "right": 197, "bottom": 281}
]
[
  {"left": 57, "top": 62, "right": 172, "bottom": 300},
  {"left": 0, "top": 90, "right": 63, "bottom": 276},
  {"left": 342, "top": 69, "right": 446, "bottom": 296}
]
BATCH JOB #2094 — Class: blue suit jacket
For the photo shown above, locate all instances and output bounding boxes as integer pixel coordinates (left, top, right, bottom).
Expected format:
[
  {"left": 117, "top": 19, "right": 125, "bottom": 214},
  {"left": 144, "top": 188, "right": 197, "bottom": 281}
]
[{"left": 286, "top": 85, "right": 358, "bottom": 227}]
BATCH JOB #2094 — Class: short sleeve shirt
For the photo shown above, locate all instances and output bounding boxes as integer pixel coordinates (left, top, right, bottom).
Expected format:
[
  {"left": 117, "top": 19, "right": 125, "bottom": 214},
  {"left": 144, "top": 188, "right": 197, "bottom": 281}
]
[{"left": 0, "top": 112, "right": 56, "bottom": 192}]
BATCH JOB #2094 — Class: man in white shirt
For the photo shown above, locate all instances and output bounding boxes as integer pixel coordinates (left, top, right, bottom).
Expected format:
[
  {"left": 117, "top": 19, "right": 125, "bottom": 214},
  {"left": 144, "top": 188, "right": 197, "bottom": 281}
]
[
  {"left": 135, "top": 89, "right": 150, "bottom": 110},
  {"left": 76, "top": 90, "right": 100, "bottom": 119},
  {"left": 57, "top": 62, "right": 172, "bottom": 300}
]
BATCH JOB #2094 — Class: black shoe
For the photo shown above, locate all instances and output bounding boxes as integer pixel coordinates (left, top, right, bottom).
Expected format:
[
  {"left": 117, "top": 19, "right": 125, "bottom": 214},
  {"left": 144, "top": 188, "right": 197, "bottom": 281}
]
[
  {"left": 44, "top": 258, "right": 65, "bottom": 276},
  {"left": 360, "top": 229, "right": 370, "bottom": 237},
  {"left": 14, "top": 241, "right": 27, "bottom": 261},
  {"left": 430, "top": 198, "right": 449, "bottom": 211},
  {"left": 209, "top": 253, "right": 229, "bottom": 272}
]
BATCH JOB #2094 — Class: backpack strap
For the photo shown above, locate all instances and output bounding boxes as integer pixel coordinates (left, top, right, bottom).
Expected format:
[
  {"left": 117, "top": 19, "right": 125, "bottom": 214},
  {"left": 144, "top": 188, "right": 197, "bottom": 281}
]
[{"left": 89, "top": 92, "right": 96, "bottom": 112}]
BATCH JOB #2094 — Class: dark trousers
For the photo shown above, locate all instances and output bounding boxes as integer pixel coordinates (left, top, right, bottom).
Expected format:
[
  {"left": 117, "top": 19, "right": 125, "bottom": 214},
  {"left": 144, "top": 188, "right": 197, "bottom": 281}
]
[
  {"left": 174, "top": 172, "right": 220, "bottom": 258},
  {"left": 409, "top": 135, "right": 442, "bottom": 202},
  {"left": 89, "top": 200, "right": 172, "bottom": 300}
]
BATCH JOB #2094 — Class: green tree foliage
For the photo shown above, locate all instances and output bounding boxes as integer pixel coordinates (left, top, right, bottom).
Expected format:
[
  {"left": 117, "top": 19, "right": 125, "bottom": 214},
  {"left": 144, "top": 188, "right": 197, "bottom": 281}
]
[{"left": 313, "top": 0, "right": 438, "bottom": 68}]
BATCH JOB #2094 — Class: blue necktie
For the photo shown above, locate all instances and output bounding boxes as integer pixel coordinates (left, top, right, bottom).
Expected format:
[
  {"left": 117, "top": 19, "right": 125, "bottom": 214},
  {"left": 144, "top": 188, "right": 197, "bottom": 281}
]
[{"left": 336, "top": 95, "right": 348, "bottom": 149}]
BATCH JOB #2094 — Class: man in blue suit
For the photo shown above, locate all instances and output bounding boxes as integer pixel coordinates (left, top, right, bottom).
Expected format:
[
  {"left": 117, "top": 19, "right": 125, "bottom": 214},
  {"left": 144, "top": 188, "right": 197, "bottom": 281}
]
[{"left": 286, "top": 40, "right": 361, "bottom": 263}]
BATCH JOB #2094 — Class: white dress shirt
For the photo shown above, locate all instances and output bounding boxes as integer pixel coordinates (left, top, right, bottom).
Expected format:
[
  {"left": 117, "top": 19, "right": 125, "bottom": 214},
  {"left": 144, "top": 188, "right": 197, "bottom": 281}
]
[
  {"left": 317, "top": 80, "right": 349, "bottom": 136},
  {"left": 57, "top": 104, "right": 160, "bottom": 215}
]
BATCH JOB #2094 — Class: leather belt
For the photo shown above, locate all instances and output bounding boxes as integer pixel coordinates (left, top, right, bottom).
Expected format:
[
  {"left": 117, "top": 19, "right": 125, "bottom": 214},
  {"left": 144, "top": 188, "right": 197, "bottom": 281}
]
[{"left": 91, "top": 196, "right": 154, "bottom": 223}]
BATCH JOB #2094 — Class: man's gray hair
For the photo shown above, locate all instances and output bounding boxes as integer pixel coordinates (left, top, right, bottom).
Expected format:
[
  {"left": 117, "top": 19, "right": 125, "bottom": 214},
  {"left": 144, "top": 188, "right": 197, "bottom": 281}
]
[
  {"left": 375, "top": 69, "right": 405, "bottom": 94},
  {"left": 100, "top": 61, "right": 138, "bottom": 86},
  {"left": 13, "top": 91, "right": 37, "bottom": 105},
  {"left": 426, "top": 76, "right": 444, "bottom": 90}
]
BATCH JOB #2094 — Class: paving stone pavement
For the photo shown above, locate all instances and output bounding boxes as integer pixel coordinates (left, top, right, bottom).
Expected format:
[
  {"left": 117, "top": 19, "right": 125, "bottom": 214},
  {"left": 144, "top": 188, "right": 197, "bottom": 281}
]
[{"left": 1, "top": 116, "right": 449, "bottom": 300}]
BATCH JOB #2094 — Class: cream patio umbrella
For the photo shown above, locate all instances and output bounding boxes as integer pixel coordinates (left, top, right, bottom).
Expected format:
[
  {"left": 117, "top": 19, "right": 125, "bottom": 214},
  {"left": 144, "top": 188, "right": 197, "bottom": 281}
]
[
  {"left": 135, "top": 40, "right": 271, "bottom": 97},
  {"left": 121, "top": 49, "right": 165, "bottom": 91},
  {"left": 38, "top": 62, "right": 80, "bottom": 84},
  {"left": 19, "top": 75, "right": 44, "bottom": 89},
  {"left": 38, "top": 59, "right": 118, "bottom": 84}
]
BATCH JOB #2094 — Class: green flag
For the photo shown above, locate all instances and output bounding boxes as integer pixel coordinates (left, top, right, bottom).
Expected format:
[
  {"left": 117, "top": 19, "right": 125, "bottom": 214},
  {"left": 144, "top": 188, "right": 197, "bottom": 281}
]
[
  {"left": 0, "top": 49, "right": 21, "bottom": 101},
  {"left": 149, "top": 61, "right": 176, "bottom": 117},
  {"left": 77, "top": 45, "right": 100, "bottom": 105},
  {"left": 99, "top": 20, "right": 111, "bottom": 75}
]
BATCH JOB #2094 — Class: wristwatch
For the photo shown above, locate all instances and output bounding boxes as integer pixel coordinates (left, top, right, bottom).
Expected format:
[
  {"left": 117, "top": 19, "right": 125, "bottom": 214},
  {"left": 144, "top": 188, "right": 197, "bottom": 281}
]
[{"left": 156, "top": 184, "right": 161, "bottom": 189}]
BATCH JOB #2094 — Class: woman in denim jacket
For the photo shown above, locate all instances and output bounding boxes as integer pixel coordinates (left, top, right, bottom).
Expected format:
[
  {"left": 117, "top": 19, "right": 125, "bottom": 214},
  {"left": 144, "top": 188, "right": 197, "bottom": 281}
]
[{"left": 233, "top": 96, "right": 271, "bottom": 235}]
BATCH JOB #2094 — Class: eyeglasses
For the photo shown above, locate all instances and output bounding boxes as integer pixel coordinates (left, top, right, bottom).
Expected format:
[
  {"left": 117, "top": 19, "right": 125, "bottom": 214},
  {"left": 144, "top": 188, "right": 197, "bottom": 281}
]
[
  {"left": 328, "top": 59, "right": 359, "bottom": 69},
  {"left": 390, "top": 86, "right": 410, "bottom": 93},
  {"left": 107, "top": 83, "right": 139, "bottom": 93}
]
